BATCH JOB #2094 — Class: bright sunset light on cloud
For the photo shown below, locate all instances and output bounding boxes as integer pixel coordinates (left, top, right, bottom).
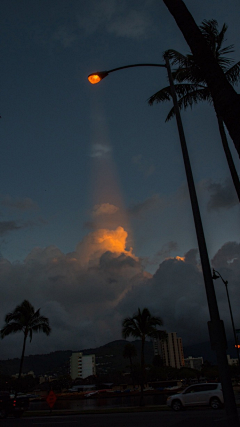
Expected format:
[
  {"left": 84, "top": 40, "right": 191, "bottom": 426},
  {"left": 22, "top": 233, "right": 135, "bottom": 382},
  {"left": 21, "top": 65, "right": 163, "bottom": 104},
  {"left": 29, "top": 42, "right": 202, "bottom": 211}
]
[
  {"left": 175, "top": 256, "right": 185, "bottom": 262},
  {"left": 95, "top": 226, "right": 133, "bottom": 255},
  {"left": 93, "top": 203, "right": 119, "bottom": 216},
  {"left": 165, "top": 255, "right": 185, "bottom": 262},
  {"left": 76, "top": 226, "right": 136, "bottom": 265}
]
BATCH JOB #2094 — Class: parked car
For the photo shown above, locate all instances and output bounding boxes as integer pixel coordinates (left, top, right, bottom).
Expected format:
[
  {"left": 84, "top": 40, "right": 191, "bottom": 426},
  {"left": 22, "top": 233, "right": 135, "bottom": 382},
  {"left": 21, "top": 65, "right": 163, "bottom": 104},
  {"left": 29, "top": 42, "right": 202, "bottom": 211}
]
[
  {"left": 167, "top": 383, "right": 223, "bottom": 411},
  {"left": 0, "top": 392, "right": 29, "bottom": 418}
]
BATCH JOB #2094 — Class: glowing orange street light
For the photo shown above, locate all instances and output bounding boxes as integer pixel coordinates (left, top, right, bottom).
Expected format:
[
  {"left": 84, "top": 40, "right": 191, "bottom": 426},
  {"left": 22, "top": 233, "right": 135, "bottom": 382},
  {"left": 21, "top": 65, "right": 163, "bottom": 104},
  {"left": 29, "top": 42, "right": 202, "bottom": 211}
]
[
  {"left": 88, "top": 71, "right": 109, "bottom": 84},
  {"left": 88, "top": 64, "right": 165, "bottom": 85}
]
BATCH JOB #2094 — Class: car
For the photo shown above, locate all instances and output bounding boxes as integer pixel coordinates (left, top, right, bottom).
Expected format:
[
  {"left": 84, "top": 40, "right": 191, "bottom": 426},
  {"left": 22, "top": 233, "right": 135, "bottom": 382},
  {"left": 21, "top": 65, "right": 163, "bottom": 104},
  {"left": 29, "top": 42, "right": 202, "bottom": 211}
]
[
  {"left": 0, "top": 392, "right": 29, "bottom": 418},
  {"left": 167, "top": 383, "right": 224, "bottom": 411}
]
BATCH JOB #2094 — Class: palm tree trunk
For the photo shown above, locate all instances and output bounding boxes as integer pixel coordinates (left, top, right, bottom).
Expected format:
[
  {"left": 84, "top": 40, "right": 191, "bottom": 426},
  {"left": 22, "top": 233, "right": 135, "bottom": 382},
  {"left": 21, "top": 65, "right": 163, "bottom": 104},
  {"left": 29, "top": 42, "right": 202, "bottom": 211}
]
[
  {"left": 217, "top": 116, "right": 240, "bottom": 203},
  {"left": 15, "top": 331, "right": 28, "bottom": 397},
  {"left": 129, "top": 355, "right": 135, "bottom": 388},
  {"left": 162, "top": 0, "right": 240, "bottom": 157},
  {"left": 140, "top": 336, "right": 145, "bottom": 406}
]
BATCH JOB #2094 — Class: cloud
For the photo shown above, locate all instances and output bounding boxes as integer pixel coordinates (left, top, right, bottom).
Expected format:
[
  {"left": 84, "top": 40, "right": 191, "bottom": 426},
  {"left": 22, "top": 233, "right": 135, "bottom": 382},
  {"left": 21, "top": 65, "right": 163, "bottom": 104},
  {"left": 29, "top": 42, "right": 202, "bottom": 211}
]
[
  {"left": 108, "top": 9, "right": 152, "bottom": 39},
  {"left": 0, "top": 195, "right": 38, "bottom": 211},
  {"left": 0, "top": 218, "right": 47, "bottom": 237},
  {"left": 0, "top": 231, "right": 240, "bottom": 360},
  {"left": 76, "top": 0, "right": 156, "bottom": 39},
  {"left": 0, "top": 221, "right": 23, "bottom": 236},
  {"left": 93, "top": 203, "right": 119, "bottom": 217},
  {"left": 156, "top": 241, "right": 178, "bottom": 258},
  {"left": 90, "top": 143, "right": 112, "bottom": 158},
  {"left": 128, "top": 194, "right": 163, "bottom": 217},
  {"left": 205, "top": 178, "right": 239, "bottom": 211},
  {"left": 211, "top": 241, "right": 240, "bottom": 268},
  {"left": 74, "top": 226, "right": 136, "bottom": 266}
]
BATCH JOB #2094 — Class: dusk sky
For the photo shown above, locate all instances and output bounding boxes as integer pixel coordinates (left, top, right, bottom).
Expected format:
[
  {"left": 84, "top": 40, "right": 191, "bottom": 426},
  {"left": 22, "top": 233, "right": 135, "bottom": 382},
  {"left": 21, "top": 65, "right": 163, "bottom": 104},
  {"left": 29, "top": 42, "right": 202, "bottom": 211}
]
[{"left": 0, "top": 0, "right": 240, "bottom": 360}]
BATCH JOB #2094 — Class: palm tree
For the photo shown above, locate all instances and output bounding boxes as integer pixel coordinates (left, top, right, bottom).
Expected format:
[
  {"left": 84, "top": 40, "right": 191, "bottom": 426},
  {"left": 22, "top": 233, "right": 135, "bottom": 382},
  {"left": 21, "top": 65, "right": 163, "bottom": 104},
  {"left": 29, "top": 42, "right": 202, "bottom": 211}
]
[
  {"left": 122, "top": 308, "right": 163, "bottom": 406},
  {"left": 148, "top": 20, "right": 240, "bottom": 202},
  {"left": 1, "top": 300, "right": 51, "bottom": 393},
  {"left": 162, "top": 0, "right": 240, "bottom": 158},
  {"left": 123, "top": 342, "right": 137, "bottom": 387}
]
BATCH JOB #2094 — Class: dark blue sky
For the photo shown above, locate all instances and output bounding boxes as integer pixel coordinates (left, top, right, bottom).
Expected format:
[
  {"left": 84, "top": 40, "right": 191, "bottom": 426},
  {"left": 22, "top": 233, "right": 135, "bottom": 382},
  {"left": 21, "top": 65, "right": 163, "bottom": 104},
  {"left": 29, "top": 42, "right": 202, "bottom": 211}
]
[{"left": 0, "top": 0, "right": 239, "bottom": 358}]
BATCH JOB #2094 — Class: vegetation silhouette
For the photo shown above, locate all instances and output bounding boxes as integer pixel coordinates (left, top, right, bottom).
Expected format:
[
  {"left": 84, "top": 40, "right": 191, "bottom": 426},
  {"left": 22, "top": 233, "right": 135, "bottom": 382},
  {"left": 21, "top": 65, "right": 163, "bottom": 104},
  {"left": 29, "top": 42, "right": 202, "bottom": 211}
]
[
  {"left": 149, "top": 19, "right": 240, "bottom": 202},
  {"left": 1, "top": 300, "right": 51, "bottom": 395},
  {"left": 122, "top": 308, "right": 164, "bottom": 406},
  {"left": 162, "top": 0, "right": 240, "bottom": 158}
]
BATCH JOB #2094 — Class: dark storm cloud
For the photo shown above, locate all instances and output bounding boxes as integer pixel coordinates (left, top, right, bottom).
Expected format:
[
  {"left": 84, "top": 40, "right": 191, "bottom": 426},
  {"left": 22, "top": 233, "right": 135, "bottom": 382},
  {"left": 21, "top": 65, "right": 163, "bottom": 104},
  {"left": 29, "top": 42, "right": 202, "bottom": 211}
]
[
  {"left": 205, "top": 178, "right": 239, "bottom": 211},
  {"left": 1, "top": 236, "right": 240, "bottom": 359}
]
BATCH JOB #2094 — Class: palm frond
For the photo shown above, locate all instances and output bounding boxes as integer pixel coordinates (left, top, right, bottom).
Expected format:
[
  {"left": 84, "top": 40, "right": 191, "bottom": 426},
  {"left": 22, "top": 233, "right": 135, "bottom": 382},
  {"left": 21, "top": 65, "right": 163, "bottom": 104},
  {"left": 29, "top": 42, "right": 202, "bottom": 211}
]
[
  {"left": 166, "top": 87, "right": 211, "bottom": 122},
  {"left": 217, "top": 22, "right": 228, "bottom": 49},
  {"left": 1, "top": 322, "right": 23, "bottom": 338},
  {"left": 148, "top": 86, "right": 172, "bottom": 105},
  {"left": 225, "top": 60, "right": 240, "bottom": 85},
  {"left": 199, "top": 19, "right": 219, "bottom": 39},
  {"left": 164, "top": 49, "right": 189, "bottom": 68}
]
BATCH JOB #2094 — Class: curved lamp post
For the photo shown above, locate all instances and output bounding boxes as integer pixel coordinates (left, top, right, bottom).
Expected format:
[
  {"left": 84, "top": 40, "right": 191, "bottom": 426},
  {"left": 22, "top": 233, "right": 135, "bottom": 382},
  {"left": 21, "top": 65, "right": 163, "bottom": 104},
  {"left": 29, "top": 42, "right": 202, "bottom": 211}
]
[
  {"left": 212, "top": 268, "right": 240, "bottom": 366},
  {"left": 88, "top": 57, "right": 238, "bottom": 424}
]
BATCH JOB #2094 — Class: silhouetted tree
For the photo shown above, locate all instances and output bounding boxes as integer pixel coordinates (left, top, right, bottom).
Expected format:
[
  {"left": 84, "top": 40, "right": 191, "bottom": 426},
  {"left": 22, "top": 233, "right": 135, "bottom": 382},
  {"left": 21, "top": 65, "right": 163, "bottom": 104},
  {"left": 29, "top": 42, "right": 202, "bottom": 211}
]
[
  {"left": 149, "top": 19, "right": 240, "bottom": 201},
  {"left": 162, "top": 0, "right": 240, "bottom": 157},
  {"left": 122, "top": 308, "right": 164, "bottom": 406},
  {"left": 1, "top": 300, "right": 51, "bottom": 395}
]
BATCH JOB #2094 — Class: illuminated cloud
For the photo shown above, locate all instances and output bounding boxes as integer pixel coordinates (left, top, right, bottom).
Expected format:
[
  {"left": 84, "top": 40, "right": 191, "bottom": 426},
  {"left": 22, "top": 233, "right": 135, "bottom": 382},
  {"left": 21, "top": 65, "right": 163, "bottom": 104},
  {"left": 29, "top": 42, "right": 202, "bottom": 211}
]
[
  {"left": 93, "top": 203, "right": 119, "bottom": 217},
  {"left": 75, "top": 226, "right": 136, "bottom": 265},
  {"left": 90, "top": 143, "right": 112, "bottom": 158}
]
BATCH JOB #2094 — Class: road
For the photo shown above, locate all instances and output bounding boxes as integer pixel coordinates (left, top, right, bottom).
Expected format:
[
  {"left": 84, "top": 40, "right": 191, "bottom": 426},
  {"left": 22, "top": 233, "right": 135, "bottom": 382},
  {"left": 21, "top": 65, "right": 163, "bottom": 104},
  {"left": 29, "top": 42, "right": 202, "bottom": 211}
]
[{"left": 1, "top": 409, "right": 239, "bottom": 427}]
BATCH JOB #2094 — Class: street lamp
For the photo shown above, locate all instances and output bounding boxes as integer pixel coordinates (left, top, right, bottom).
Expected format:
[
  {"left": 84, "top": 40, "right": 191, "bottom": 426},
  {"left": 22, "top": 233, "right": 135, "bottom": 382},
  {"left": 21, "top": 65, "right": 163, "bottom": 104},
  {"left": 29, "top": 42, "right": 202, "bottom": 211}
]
[
  {"left": 212, "top": 268, "right": 240, "bottom": 366},
  {"left": 88, "top": 57, "right": 239, "bottom": 424}
]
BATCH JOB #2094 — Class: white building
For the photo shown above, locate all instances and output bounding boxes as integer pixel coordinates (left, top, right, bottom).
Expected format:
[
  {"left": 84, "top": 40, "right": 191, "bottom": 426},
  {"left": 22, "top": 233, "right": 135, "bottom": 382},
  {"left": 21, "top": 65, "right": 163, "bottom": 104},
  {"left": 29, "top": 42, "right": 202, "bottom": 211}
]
[
  {"left": 154, "top": 332, "right": 184, "bottom": 369},
  {"left": 227, "top": 354, "right": 238, "bottom": 366},
  {"left": 184, "top": 356, "right": 203, "bottom": 371},
  {"left": 70, "top": 352, "right": 96, "bottom": 380}
]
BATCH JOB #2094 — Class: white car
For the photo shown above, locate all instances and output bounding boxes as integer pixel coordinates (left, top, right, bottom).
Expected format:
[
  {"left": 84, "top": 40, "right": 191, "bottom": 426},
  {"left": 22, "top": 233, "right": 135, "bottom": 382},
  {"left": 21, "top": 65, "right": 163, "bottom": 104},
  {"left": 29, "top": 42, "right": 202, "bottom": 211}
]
[{"left": 167, "top": 383, "right": 224, "bottom": 411}]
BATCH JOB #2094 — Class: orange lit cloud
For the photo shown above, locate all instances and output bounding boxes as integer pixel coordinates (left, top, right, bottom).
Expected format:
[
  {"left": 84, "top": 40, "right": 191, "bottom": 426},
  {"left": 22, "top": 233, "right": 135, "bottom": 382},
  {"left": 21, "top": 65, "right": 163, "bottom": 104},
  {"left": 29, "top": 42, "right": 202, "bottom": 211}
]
[
  {"left": 165, "top": 255, "right": 185, "bottom": 262},
  {"left": 93, "top": 203, "right": 119, "bottom": 217},
  {"left": 75, "top": 226, "right": 136, "bottom": 265},
  {"left": 175, "top": 256, "right": 185, "bottom": 262}
]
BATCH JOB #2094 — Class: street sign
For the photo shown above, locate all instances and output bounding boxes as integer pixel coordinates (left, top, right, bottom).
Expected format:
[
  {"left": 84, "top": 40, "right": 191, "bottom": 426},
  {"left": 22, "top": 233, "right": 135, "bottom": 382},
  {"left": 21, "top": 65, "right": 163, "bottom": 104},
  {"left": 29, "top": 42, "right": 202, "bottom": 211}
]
[{"left": 46, "top": 390, "right": 57, "bottom": 408}]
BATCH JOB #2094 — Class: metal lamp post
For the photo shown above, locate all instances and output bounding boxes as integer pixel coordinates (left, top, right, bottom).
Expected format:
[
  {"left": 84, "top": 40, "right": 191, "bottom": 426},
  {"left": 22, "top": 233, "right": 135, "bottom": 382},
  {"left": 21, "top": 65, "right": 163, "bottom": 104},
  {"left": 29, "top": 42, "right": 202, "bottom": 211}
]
[
  {"left": 88, "top": 57, "right": 239, "bottom": 425},
  {"left": 212, "top": 268, "right": 240, "bottom": 367}
]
